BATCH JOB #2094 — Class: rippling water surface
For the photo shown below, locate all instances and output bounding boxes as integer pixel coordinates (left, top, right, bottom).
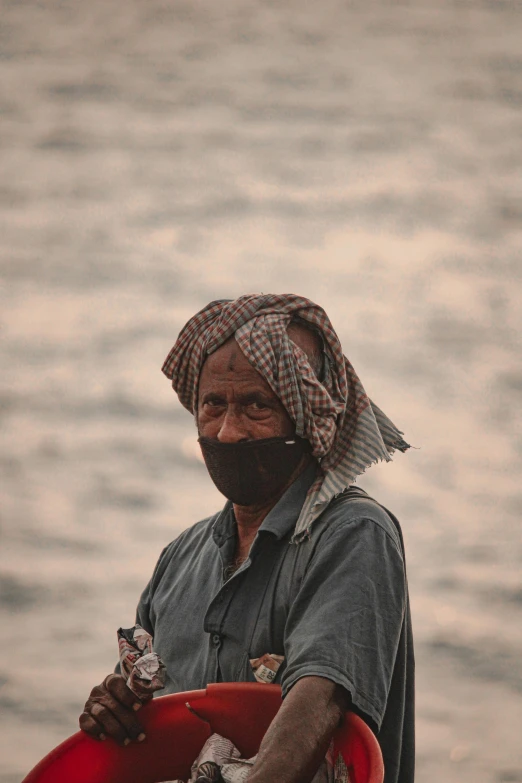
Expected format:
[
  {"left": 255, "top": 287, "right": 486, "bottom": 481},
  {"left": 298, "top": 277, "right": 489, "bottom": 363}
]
[{"left": 1, "top": 1, "right": 522, "bottom": 781}]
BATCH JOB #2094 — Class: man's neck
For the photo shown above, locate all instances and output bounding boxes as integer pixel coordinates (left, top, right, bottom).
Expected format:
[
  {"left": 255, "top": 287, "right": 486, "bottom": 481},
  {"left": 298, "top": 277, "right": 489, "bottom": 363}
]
[{"left": 232, "top": 455, "right": 313, "bottom": 561}]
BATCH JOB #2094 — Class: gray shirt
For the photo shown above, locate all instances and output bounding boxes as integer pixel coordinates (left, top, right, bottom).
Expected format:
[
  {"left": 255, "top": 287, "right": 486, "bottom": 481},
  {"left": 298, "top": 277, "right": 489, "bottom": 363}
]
[{"left": 136, "top": 465, "right": 415, "bottom": 783}]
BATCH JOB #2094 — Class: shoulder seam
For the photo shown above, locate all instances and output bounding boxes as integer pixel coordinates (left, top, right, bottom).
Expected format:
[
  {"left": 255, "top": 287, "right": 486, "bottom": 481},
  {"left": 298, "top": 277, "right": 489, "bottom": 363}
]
[{"left": 320, "top": 502, "right": 403, "bottom": 556}]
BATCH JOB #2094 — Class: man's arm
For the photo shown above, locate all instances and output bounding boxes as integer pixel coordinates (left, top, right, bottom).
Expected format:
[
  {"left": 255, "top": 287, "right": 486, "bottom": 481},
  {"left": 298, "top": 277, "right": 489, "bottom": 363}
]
[
  {"left": 249, "top": 676, "right": 350, "bottom": 783},
  {"left": 254, "top": 510, "right": 405, "bottom": 782}
]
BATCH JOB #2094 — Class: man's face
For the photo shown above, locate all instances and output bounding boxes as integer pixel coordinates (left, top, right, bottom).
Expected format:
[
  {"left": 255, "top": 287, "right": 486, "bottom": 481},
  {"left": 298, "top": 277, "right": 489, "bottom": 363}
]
[{"left": 197, "top": 338, "right": 294, "bottom": 442}]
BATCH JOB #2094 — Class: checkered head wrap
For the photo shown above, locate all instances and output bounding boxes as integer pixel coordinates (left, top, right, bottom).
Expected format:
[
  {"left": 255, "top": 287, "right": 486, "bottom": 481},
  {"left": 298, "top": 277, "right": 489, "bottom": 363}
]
[{"left": 162, "top": 294, "right": 409, "bottom": 541}]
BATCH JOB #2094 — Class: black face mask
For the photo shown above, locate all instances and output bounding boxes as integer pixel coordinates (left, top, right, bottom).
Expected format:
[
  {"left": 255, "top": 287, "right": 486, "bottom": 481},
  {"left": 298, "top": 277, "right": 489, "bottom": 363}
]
[{"left": 198, "top": 435, "right": 312, "bottom": 506}]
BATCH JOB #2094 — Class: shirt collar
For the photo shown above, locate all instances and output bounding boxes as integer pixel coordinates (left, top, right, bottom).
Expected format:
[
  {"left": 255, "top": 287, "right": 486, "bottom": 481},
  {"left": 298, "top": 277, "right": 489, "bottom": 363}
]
[{"left": 212, "top": 462, "right": 318, "bottom": 546}]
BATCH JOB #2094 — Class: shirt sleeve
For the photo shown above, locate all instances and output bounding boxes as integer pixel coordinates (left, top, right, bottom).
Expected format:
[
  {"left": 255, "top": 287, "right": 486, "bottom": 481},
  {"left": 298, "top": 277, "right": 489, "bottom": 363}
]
[
  {"left": 113, "top": 543, "right": 171, "bottom": 674},
  {"left": 134, "top": 542, "right": 173, "bottom": 635},
  {"left": 281, "top": 513, "right": 406, "bottom": 731}
]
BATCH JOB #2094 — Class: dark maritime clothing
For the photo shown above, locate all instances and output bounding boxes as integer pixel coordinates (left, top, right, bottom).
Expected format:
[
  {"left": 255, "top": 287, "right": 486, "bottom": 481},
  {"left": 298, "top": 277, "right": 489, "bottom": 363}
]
[{"left": 136, "top": 465, "right": 415, "bottom": 783}]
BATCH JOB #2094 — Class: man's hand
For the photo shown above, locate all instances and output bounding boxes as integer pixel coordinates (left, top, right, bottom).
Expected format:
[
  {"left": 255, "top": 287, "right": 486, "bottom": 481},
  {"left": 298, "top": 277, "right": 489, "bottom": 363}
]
[{"left": 79, "top": 674, "right": 151, "bottom": 745}]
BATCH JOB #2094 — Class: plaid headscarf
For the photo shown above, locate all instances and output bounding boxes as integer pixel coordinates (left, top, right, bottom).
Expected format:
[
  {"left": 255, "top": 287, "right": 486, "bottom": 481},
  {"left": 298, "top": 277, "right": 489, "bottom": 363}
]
[{"left": 162, "top": 294, "right": 409, "bottom": 542}]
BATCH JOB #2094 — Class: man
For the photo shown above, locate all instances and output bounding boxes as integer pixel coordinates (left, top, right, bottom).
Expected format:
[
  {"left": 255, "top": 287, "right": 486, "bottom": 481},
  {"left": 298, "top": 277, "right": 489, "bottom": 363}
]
[{"left": 80, "top": 294, "right": 415, "bottom": 783}]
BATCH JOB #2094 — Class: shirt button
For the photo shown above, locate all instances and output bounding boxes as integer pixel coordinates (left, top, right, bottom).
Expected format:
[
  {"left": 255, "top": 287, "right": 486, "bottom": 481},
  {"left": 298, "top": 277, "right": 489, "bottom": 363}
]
[{"left": 212, "top": 634, "right": 221, "bottom": 646}]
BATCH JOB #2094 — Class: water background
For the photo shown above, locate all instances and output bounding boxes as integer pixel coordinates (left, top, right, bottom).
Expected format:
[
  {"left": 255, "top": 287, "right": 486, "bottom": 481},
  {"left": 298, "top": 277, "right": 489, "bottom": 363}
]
[{"left": 1, "top": 1, "right": 522, "bottom": 781}]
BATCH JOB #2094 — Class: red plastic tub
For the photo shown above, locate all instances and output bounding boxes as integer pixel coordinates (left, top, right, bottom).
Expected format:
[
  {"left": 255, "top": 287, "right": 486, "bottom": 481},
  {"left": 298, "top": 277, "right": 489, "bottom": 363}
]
[{"left": 22, "top": 683, "right": 384, "bottom": 783}]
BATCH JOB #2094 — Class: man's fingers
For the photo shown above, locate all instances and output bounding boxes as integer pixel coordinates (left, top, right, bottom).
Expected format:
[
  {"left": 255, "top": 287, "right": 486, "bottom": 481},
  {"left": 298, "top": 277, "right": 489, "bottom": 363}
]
[
  {"left": 87, "top": 701, "right": 132, "bottom": 746},
  {"left": 80, "top": 675, "right": 150, "bottom": 745},
  {"left": 79, "top": 711, "right": 107, "bottom": 741},
  {"left": 104, "top": 673, "right": 148, "bottom": 710},
  {"left": 85, "top": 693, "right": 145, "bottom": 744}
]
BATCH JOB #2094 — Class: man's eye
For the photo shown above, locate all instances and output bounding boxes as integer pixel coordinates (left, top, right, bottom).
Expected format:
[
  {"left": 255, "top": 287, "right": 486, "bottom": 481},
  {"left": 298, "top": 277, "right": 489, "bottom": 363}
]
[{"left": 250, "top": 402, "right": 268, "bottom": 410}]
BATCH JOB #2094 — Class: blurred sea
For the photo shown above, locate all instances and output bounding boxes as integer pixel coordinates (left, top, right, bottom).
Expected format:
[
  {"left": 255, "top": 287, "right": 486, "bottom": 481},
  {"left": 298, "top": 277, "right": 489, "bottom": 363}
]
[{"left": 1, "top": 1, "right": 522, "bottom": 781}]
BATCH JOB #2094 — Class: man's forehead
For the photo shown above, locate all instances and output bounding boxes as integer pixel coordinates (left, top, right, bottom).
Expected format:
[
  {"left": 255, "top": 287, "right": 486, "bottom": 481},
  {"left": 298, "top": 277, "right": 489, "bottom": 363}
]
[
  {"left": 203, "top": 337, "right": 248, "bottom": 370},
  {"left": 198, "top": 338, "right": 270, "bottom": 390},
  {"left": 198, "top": 324, "right": 323, "bottom": 387}
]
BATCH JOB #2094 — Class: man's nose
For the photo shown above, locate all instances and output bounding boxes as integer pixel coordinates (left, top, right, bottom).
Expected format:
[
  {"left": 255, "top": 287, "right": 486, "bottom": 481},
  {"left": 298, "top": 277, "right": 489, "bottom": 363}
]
[{"left": 217, "top": 407, "right": 249, "bottom": 443}]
